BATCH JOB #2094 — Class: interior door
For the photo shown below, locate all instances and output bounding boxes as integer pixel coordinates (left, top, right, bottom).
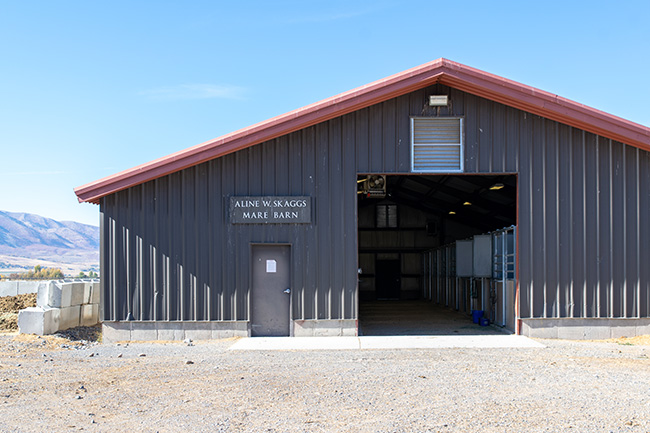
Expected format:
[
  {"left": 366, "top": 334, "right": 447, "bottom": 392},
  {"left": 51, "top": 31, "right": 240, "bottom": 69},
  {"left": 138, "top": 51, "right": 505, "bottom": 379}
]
[
  {"left": 251, "top": 245, "right": 291, "bottom": 336},
  {"left": 375, "top": 259, "right": 401, "bottom": 300}
]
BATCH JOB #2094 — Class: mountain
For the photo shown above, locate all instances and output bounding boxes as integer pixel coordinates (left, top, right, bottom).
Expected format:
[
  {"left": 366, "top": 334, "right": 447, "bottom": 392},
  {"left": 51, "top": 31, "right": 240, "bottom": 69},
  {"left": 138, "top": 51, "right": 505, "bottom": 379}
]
[{"left": 0, "top": 210, "right": 99, "bottom": 265}]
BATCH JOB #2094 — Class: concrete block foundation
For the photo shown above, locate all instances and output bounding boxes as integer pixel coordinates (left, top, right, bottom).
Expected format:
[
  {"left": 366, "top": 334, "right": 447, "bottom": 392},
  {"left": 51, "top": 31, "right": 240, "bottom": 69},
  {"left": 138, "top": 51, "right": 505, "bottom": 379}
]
[
  {"left": 183, "top": 322, "right": 213, "bottom": 341},
  {"left": 213, "top": 322, "right": 249, "bottom": 339},
  {"left": 130, "top": 322, "right": 158, "bottom": 341},
  {"left": 102, "top": 321, "right": 251, "bottom": 343},
  {"left": 103, "top": 320, "right": 360, "bottom": 342},
  {"left": 520, "top": 318, "right": 650, "bottom": 340},
  {"left": 101, "top": 322, "right": 132, "bottom": 343},
  {"left": 156, "top": 322, "right": 185, "bottom": 341},
  {"left": 293, "top": 320, "right": 358, "bottom": 337}
]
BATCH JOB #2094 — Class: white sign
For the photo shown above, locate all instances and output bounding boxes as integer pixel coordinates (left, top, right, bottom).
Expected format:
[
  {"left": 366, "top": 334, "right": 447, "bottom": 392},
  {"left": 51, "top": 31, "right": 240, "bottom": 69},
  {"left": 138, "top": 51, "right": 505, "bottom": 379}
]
[{"left": 266, "top": 260, "right": 277, "bottom": 273}]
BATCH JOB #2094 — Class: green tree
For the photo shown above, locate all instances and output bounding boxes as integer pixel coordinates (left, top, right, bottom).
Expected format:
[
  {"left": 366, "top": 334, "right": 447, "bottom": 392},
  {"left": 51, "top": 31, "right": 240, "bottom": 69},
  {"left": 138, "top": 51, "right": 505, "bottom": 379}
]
[
  {"left": 43, "top": 268, "right": 64, "bottom": 279},
  {"left": 14, "top": 266, "right": 64, "bottom": 280}
]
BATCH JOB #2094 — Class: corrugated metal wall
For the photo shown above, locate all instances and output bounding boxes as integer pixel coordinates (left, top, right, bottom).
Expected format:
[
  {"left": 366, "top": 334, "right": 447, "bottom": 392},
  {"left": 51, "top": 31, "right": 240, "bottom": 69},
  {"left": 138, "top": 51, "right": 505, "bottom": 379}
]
[
  {"left": 101, "top": 83, "right": 650, "bottom": 322},
  {"left": 101, "top": 121, "right": 359, "bottom": 322},
  {"left": 461, "top": 85, "right": 650, "bottom": 319}
]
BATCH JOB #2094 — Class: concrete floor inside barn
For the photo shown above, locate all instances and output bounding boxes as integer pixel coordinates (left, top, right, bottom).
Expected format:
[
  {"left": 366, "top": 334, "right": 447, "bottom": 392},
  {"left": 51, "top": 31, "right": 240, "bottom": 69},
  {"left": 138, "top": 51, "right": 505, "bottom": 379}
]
[{"left": 358, "top": 300, "right": 508, "bottom": 336}]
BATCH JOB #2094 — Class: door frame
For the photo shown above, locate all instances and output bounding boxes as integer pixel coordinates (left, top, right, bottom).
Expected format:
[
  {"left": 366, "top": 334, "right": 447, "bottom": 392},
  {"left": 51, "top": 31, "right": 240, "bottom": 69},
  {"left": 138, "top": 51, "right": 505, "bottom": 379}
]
[{"left": 249, "top": 243, "right": 293, "bottom": 336}]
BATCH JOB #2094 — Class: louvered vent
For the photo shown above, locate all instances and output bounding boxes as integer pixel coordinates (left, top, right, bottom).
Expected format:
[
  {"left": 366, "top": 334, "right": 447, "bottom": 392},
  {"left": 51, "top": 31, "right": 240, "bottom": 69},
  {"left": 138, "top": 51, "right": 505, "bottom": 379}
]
[
  {"left": 411, "top": 117, "right": 463, "bottom": 172},
  {"left": 376, "top": 204, "right": 397, "bottom": 228}
]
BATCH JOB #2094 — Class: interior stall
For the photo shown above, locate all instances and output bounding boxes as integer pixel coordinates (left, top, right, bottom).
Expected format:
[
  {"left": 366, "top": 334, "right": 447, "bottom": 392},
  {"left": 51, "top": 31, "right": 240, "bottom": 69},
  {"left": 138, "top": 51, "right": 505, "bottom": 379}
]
[{"left": 423, "top": 225, "right": 516, "bottom": 331}]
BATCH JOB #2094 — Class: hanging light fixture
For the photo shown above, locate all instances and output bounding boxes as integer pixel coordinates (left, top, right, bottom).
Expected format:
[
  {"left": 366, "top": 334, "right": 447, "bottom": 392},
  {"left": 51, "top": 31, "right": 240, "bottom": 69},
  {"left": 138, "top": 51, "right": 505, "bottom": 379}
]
[{"left": 489, "top": 183, "right": 505, "bottom": 190}]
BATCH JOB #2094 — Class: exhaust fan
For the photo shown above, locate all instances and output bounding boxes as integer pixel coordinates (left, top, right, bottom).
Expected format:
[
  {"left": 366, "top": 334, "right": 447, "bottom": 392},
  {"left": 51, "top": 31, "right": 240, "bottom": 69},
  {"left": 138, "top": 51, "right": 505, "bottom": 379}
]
[{"left": 361, "top": 175, "right": 386, "bottom": 198}]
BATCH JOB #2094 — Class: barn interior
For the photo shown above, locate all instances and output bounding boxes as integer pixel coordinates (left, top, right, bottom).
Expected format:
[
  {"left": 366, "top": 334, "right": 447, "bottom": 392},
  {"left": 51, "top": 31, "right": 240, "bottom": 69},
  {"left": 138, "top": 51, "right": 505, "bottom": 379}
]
[{"left": 356, "top": 174, "right": 517, "bottom": 335}]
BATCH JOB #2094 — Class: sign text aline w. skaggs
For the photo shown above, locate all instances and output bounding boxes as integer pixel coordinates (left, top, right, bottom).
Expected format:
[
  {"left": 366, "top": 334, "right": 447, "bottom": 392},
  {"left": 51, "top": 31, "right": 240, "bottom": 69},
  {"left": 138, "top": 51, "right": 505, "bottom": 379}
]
[{"left": 229, "top": 196, "right": 311, "bottom": 224}]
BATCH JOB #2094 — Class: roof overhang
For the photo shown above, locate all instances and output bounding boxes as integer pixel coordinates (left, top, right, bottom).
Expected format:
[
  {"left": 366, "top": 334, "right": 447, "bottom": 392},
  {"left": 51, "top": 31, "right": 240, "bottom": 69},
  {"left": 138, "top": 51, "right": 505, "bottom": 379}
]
[{"left": 74, "top": 58, "right": 650, "bottom": 204}]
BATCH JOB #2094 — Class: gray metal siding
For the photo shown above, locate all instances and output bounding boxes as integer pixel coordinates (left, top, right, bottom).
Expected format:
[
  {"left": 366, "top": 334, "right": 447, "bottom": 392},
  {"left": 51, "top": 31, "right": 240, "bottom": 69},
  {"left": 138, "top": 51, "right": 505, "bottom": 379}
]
[
  {"left": 102, "top": 125, "right": 359, "bottom": 322},
  {"left": 453, "top": 92, "right": 650, "bottom": 319},
  {"left": 102, "top": 83, "right": 650, "bottom": 322}
]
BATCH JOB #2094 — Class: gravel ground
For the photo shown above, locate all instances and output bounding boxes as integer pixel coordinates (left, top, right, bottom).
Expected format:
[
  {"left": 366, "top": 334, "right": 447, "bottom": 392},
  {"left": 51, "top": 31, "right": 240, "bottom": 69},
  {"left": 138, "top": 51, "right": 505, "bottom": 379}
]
[{"left": 0, "top": 332, "right": 648, "bottom": 433}]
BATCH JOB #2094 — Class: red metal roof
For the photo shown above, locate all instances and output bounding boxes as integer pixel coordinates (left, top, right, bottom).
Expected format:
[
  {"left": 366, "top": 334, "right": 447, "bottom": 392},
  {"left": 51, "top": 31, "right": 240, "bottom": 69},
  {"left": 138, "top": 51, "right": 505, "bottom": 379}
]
[{"left": 75, "top": 58, "right": 650, "bottom": 204}]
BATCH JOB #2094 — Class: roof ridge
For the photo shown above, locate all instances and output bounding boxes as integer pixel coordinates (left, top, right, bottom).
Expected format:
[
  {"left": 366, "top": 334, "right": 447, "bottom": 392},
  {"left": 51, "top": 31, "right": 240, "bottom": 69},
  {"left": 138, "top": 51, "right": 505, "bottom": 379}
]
[{"left": 74, "top": 59, "right": 650, "bottom": 204}]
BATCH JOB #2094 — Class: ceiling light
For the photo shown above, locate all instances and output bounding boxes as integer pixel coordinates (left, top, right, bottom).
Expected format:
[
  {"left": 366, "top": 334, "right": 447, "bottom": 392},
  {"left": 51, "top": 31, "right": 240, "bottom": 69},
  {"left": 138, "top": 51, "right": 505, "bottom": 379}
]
[
  {"left": 429, "top": 95, "right": 448, "bottom": 106},
  {"left": 463, "top": 201, "right": 472, "bottom": 206},
  {"left": 489, "top": 183, "right": 505, "bottom": 190},
  {"left": 448, "top": 211, "right": 456, "bottom": 215}
]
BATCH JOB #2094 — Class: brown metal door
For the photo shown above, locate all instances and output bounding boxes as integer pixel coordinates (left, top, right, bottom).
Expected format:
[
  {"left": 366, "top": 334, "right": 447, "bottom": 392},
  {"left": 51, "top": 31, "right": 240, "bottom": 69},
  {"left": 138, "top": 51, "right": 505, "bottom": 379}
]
[{"left": 251, "top": 245, "right": 291, "bottom": 336}]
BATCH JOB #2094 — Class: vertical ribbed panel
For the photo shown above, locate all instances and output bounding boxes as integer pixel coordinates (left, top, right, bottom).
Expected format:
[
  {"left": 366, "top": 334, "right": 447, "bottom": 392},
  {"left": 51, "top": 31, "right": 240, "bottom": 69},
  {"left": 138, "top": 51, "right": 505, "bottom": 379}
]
[
  {"left": 453, "top": 87, "right": 650, "bottom": 320},
  {"left": 101, "top": 115, "right": 359, "bottom": 322},
  {"left": 101, "top": 83, "right": 650, "bottom": 322}
]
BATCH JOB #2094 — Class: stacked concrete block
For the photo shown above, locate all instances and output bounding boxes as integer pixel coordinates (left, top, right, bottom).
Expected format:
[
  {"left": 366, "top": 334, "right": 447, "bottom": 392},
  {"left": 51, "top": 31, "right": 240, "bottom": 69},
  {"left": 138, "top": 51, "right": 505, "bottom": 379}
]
[
  {"left": 59, "top": 305, "right": 82, "bottom": 330},
  {"left": 18, "top": 281, "right": 42, "bottom": 295},
  {"left": 0, "top": 282, "right": 18, "bottom": 297},
  {"left": 17, "top": 280, "right": 100, "bottom": 336},
  {"left": 17, "top": 307, "right": 60, "bottom": 335},
  {"left": 0, "top": 281, "right": 43, "bottom": 297},
  {"left": 81, "top": 304, "right": 99, "bottom": 326}
]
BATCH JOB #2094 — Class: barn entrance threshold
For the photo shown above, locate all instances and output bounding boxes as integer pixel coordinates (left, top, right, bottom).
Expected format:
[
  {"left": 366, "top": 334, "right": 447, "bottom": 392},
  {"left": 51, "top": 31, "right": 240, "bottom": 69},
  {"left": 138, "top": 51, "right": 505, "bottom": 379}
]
[
  {"left": 359, "top": 300, "right": 506, "bottom": 336},
  {"left": 230, "top": 301, "right": 544, "bottom": 351}
]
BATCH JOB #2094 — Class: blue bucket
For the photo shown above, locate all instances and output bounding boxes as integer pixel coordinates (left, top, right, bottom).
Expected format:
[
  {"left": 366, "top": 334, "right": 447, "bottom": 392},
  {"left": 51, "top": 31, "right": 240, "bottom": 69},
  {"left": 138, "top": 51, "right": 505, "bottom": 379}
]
[
  {"left": 479, "top": 317, "right": 490, "bottom": 327},
  {"left": 471, "top": 310, "right": 484, "bottom": 324}
]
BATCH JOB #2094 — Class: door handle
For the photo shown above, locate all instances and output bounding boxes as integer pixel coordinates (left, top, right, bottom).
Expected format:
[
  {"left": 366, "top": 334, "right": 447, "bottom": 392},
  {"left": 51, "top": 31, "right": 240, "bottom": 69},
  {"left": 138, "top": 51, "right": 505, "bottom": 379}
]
[{"left": 283, "top": 288, "right": 291, "bottom": 294}]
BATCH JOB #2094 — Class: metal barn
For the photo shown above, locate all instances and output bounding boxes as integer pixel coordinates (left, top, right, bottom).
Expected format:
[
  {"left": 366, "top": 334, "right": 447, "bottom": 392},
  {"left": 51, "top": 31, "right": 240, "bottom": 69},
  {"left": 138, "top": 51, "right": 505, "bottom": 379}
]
[{"left": 75, "top": 59, "right": 650, "bottom": 340}]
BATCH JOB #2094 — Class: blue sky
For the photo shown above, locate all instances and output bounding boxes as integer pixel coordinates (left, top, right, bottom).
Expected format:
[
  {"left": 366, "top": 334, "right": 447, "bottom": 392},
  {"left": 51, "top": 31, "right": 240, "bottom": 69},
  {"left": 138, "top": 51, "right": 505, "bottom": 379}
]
[{"left": 1, "top": 1, "right": 648, "bottom": 226}]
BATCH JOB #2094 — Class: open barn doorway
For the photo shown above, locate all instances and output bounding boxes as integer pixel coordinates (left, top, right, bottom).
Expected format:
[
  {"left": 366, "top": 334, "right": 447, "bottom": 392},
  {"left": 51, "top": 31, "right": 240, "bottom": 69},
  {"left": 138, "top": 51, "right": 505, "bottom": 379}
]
[{"left": 356, "top": 174, "right": 517, "bottom": 335}]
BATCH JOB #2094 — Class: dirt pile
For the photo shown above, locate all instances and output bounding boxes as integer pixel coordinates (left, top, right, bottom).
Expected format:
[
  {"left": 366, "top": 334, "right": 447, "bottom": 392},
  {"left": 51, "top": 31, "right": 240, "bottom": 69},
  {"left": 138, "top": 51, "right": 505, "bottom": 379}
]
[
  {"left": 0, "top": 293, "right": 37, "bottom": 330},
  {"left": 8, "top": 325, "right": 101, "bottom": 349}
]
